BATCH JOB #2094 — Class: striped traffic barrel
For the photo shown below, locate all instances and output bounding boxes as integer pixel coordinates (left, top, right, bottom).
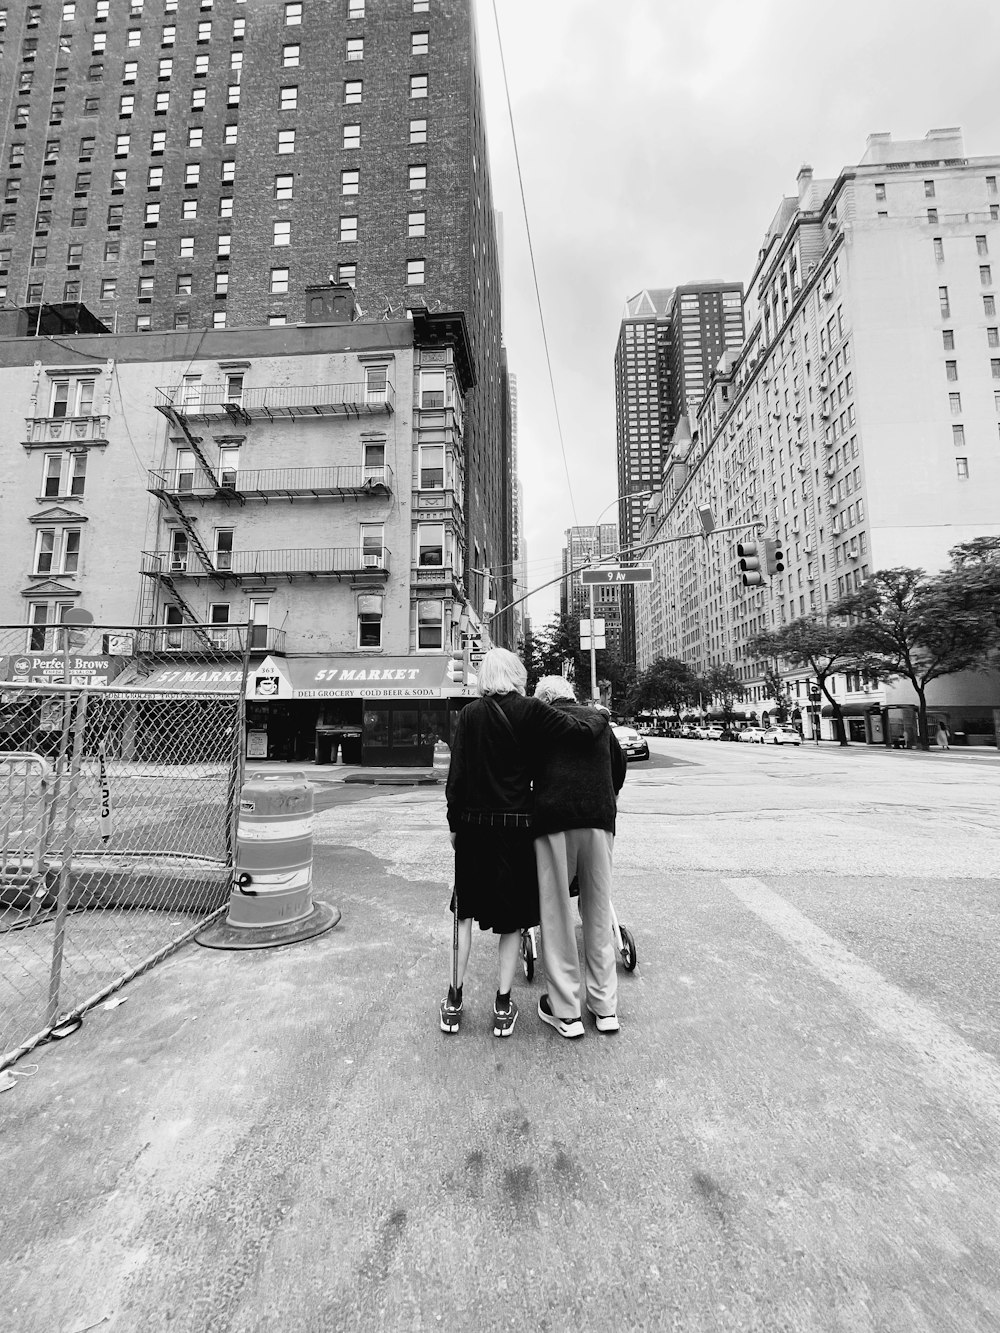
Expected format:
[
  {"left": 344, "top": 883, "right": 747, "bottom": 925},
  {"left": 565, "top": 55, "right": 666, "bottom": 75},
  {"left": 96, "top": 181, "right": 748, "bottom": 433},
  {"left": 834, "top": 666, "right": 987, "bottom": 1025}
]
[{"left": 227, "top": 775, "right": 315, "bottom": 929}]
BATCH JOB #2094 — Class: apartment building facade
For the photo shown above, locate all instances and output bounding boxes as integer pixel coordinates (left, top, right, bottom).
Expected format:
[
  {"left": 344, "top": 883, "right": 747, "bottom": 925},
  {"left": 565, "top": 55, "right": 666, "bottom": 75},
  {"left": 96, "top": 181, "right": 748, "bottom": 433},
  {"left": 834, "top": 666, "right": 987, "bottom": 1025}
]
[
  {"left": 0, "top": 0, "right": 512, "bottom": 640},
  {"left": 635, "top": 129, "right": 1000, "bottom": 739}
]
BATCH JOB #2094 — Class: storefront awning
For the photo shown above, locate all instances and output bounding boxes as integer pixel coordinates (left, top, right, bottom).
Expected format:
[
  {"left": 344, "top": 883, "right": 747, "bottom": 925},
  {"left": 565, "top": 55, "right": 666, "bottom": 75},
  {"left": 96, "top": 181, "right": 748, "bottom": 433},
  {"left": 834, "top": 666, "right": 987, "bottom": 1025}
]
[
  {"left": 113, "top": 660, "right": 252, "bottom": 693},
  {"left": 248, "top": 654, "right": 465, "bottom": 700},
  {"left": 821, "top": 701, "right": 881, "bottom": 717}
]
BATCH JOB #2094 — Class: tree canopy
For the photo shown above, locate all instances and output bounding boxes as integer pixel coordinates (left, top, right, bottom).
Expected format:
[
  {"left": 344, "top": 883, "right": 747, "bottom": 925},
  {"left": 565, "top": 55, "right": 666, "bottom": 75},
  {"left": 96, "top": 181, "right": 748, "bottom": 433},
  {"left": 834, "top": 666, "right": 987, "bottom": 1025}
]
[{"left": 748, "top": 616, "right": 875, "bottom": 744}]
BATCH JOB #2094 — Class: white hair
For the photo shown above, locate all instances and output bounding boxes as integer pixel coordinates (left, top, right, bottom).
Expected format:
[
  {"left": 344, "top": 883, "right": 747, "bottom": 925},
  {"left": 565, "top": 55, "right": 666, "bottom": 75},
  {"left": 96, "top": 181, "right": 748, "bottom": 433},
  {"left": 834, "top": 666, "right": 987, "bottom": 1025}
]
[
  {"left": 476, "top": 647, "right": 527, "bottom": 697},
  {"left": 534, "top": 675, "right": 576, "bottom": 704}
]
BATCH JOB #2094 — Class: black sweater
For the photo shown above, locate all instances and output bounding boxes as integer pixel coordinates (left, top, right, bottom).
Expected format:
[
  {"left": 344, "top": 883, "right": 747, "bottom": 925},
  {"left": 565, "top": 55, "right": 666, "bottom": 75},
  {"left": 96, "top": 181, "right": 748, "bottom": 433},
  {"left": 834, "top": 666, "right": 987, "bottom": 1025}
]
[
  {"left": 446, "top": 692, "right": 608, "bottom": 832},
  {"left": 531, "top": 700, "right": 627, "bottom": 837}
]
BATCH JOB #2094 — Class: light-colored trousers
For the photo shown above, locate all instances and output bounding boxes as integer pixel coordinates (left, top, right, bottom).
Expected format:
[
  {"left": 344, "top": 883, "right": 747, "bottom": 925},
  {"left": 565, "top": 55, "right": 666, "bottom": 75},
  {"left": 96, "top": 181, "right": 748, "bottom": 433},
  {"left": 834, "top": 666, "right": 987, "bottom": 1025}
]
[{"left": 534, "top": 828, "right": 617, "bottom": 1020}]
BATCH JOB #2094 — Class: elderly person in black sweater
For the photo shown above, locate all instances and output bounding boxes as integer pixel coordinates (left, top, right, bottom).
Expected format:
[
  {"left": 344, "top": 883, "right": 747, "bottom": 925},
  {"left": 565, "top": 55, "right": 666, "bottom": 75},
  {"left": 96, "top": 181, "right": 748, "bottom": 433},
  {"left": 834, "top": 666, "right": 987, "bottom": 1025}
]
[
  {"left": 443, "top": 649, "right": 608, "bottom": 1038},
  {"left": 532, "top": 675, "right": 627, "bottom": 1038}
]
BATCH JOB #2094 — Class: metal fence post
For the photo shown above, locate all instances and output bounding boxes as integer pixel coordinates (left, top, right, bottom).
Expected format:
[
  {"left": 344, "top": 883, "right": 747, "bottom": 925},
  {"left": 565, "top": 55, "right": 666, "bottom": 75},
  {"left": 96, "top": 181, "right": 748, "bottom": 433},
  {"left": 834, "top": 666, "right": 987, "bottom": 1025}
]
[{"left": 45, "top": 690, "right": 90, "bottom": 1030}]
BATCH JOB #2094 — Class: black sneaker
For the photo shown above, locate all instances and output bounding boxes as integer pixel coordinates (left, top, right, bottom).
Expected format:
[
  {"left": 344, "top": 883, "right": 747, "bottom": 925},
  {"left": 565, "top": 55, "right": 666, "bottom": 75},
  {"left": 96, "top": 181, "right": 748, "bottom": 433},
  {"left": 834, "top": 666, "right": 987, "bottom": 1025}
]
[
  {"left": 440, "top": 986, "right": 462, "bottom": 1034},
  {"left": 537, "top": 993, "right": 584, "bottom": 1039},
  {"left": 493, "top": 995, "right": 518, "bottom": 1038}
]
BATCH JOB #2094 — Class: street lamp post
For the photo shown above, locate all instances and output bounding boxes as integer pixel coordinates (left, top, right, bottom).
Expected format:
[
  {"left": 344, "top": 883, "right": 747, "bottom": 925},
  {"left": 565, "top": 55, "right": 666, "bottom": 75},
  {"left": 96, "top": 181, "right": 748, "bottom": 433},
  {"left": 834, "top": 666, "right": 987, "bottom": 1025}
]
[{"left": 584, "top": 491, "right": 653, "bottom": 704}]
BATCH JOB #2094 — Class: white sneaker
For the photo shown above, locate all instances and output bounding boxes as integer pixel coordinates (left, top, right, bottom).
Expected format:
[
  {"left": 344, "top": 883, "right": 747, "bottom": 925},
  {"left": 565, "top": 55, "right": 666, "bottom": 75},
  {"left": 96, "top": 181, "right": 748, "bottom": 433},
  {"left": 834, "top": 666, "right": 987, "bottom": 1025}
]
[
  {"left": 588, "top": 1009, "right": 620, "bottom": 1034},
  {"left": 537, "top": 993, "right": 584, "bottom": 1039}
]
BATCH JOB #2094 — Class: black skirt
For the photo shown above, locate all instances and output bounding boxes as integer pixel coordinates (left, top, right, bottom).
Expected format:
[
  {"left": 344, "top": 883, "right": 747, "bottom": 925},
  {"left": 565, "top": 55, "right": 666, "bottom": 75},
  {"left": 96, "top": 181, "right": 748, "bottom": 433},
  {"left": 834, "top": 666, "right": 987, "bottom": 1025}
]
[{"left": 453, "top": 824, "right": 540, "bottom": 934}]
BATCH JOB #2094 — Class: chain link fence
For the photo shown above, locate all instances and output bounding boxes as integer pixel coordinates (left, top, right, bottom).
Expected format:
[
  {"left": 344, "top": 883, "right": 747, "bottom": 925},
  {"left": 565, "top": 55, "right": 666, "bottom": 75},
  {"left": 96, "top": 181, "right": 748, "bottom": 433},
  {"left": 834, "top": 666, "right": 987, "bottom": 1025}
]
[{"left": 1, "top": 625, "right": 249, "bottom": 1069}]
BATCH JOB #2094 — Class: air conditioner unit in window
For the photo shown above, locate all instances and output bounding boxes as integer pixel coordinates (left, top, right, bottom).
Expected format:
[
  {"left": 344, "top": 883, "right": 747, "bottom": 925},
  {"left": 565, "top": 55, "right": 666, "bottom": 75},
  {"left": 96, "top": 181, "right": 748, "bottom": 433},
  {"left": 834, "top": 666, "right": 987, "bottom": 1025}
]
[
  {"left": 818, "top": 377, "right": 829, "bottom": 390},
  {"left": 363, "top": 553, "right": 381, "bottom": 568},
  {"left": 169, "top": 557, "right": 187, "bottom": 572},
  {"left": 211, "top": 629, "right": 230, "bottom": 648},
  {"left": 848, "top": 547, "right": 860, "bottom": 560},
  {"left": 804, "top": 543, "right": 814, "bottom": 554}
]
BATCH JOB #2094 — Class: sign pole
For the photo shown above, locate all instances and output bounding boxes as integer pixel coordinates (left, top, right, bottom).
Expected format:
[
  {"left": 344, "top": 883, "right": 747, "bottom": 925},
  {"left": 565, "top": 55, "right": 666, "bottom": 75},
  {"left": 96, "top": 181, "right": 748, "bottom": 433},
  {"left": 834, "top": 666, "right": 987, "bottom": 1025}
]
[{"left": 588, "top": 581, "right": 599, "bottom": 703}]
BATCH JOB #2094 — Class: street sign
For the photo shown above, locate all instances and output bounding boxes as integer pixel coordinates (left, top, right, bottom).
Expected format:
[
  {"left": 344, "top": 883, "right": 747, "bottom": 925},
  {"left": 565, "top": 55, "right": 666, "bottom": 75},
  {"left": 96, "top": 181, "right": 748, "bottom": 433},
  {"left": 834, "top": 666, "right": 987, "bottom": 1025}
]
[
  {"left": 581, "top": 566, "right": 653, "bottom": 585},
  {"left": 579, "top": 619, "right": 605, "bottom": 636}
]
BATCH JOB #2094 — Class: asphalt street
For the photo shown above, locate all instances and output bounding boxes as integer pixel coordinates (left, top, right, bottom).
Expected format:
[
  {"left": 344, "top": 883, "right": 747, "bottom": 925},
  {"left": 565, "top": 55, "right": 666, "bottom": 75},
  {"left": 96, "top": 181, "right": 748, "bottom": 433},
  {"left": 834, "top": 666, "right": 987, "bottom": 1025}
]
[{"left": 3, "top": 739, "right": 1000, "bottom": 1332}]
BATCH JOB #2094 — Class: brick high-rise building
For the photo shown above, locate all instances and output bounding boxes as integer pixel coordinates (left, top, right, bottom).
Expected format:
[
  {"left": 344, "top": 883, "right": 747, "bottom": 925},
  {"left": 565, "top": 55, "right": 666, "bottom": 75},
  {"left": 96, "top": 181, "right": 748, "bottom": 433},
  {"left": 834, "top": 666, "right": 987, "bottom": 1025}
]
[{"left": 0, "top": 0, "right": 511, "bottom": 636}]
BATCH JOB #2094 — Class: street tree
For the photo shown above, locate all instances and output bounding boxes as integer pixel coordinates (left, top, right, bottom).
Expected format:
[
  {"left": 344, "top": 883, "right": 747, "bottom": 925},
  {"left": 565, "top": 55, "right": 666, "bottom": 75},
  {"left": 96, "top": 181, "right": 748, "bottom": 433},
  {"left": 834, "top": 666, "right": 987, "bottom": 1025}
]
[
  {"left": 832, "top": 563, "right": 1000, "bottom": 749},
  {"left": 761, "top": 657, "right": 794, "bottom": 724},
  {"left": 704, "top": 663, "right": 746, "bottom": 725},
  {"left": 526, "top": 613, "right": 634, "bottom": 707},
  {"left": 629, "top": 656, "right": 697, "bottom": 720},
  {"left": 748, "top": 617, "right": 875, "bottom": 745}
]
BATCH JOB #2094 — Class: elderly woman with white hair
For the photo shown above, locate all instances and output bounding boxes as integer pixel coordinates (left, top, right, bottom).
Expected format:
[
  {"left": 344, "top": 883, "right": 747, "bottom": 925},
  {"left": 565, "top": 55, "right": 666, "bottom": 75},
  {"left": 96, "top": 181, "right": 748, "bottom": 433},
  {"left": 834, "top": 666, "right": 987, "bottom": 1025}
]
[{"left": 442, "top": 648, "right": 608, "bottom": 1038}]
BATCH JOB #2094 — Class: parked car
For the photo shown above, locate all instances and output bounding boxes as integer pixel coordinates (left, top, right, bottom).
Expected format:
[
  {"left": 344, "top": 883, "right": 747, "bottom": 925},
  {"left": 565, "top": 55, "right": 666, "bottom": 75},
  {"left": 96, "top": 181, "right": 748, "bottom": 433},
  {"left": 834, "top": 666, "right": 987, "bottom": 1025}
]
[
  {"left": 613, "top": 725, "right": 650, "bottom": 761},
  {"left": 718, "top": 727, "right": 741, "bottom": 742},
  {"left": 739, "top": 726, "right": 766, "bottom": 744},
  {"left": 705, "top": 726, "right": 725, "bottom": 741},
  {"left": 765, "top": 726, "right": 802, "bottom": 745}
]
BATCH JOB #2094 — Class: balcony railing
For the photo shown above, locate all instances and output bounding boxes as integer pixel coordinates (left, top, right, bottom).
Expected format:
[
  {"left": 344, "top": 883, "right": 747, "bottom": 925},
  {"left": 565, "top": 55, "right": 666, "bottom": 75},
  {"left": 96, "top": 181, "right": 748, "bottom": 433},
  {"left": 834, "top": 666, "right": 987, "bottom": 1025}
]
[
  {"left": 154, "top": 382, "right": 395, "bottom": 422},
  {"left": 142, "top": 547, "right": 391, "bottom": 581},
  {"left": 23, "top": 415, "right": 110, "bottom": 448},
  {"left": 139, "top": 625, "right": 287, "bottom": 656},
  {"left": 147, "top": 464, "right": 393, "bottom": 500}
]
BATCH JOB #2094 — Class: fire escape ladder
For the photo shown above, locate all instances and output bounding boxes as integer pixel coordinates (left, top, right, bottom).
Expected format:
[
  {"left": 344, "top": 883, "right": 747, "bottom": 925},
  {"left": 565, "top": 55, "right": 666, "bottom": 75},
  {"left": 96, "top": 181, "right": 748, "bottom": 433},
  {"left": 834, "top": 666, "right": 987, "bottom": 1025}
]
[
  {"left": 166, "top": 405, "right": 225, "bottom": 493},
  {"left": 161, "top": 492, "right": 218, "bottom": 574},
  {"left": 159, "top": 574, "right": 215, "bottom": 650}
]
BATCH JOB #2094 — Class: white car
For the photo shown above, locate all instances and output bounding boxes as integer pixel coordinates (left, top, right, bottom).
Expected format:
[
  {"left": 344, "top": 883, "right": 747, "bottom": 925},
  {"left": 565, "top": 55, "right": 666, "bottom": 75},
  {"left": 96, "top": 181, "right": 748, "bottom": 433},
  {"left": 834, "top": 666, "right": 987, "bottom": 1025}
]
[
  {"left": 704, "top": 726, "right": 725, "bottom": 741},
  {"left": 739, "top": 726, "right": 766, "bottom": 743},
  {"left": 612, "top": 725, "right": 650, "bottom": 761},
  {"left": 765, "top": 727, "right": 802, "bottom": 745}
]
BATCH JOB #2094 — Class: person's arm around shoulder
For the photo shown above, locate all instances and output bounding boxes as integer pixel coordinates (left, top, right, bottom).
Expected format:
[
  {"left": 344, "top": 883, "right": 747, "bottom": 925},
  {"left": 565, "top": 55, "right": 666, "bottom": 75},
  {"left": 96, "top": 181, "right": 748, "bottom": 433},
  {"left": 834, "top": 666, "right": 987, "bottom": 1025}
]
[
  {"left": 521, "top": 694, "right": 607, "bottom": 744},
  {"left": 445, "top": 707, "right": 468, "bottom": 834}
]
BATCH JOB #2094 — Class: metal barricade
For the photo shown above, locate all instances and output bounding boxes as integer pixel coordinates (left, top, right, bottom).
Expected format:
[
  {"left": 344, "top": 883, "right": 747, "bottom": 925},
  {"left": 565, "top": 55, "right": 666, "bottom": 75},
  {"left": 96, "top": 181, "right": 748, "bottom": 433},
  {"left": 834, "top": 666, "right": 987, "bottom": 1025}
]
[{"left": 0, "top": 751, "right": 54, "bottom": 922}]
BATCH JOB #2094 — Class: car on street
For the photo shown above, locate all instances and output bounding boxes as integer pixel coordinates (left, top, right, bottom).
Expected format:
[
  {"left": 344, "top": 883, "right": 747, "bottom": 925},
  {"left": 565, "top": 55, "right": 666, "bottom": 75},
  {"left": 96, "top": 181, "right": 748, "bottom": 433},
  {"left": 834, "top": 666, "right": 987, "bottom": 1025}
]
[
  {"left": 718, "top": 727, "right": 742, "bottom": 742},
  {"left": 765, "top": 726, "right": 802, "bottom": 745},
  {"left": 705, "top": 726, "right": 725, "bottom": 741},
  {"left": 739, "top": 726, "right": 766, "bottom": 743},
  {"left": 613, "top": 724, "right": 650, "bottom": 761}
]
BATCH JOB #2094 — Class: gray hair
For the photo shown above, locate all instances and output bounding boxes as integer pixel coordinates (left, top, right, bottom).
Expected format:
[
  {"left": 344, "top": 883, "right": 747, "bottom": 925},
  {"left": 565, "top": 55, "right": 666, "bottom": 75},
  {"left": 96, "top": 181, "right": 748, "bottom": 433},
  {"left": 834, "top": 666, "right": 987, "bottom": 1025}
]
[
  {"left": 476, "top": 647, "right": 527, "bottom": 697},
  {"left": 534, "top": 675, "right": 576, "bottom": 704}
]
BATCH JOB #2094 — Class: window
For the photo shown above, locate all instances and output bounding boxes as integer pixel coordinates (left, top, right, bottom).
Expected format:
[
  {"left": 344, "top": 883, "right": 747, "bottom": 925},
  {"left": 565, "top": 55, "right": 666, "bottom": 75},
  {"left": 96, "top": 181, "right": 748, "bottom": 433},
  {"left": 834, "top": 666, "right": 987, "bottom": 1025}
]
[
  {"left": 409, "top": 118, "right": 427, "bottom": 144},
  {"left": 407, "top": 258, "right": 425, "bottom": 286},
  {"left": 155, "top": 92, "right": 170, "bottom": 114},
  {"left": 218, "top": 197, "right": 233, "bottom": 218},
  {"left": 952, "top": 425, "right": 965, "bottom": 447},
  {"left": 71, "top": 207, "right": 87, "bottom": 226},
  {"left": 104, "top": 239, "right": 119, "bottom": 261},
  {"left": 410, "top": 74, "right": 427, "bottom": 98},
  {"left": 927, "top": 208, "right": 938, "bottom": 224},
  {"left": 358, "top": 594, "right": 382, "bottom": 649},
  {"left": 343, "top": 124, "right": 360, "bottom": 149},
  {"left": 227, "top": 85, "right": 240, "bottom": 106},
  {"left": 419, "top": 444, "right": 443, "bottom": 488},
  {"left": 225, "top": 124, "right": 238, "bottom": 145},
  {"left": 419, "top": 368, "right": 445, "bottom": 408},
  {"left": 127, "top": 28, "right": 141, "bottom": 46},
  {"left": 278, "top": 129, "right": 295, "bottom": 154},
  {"left": 76, "top": 170, "right": 92, "bottom": 191},
  {"left": 27, "top": 602, "right": 75, "bottom": 652},
  {"left": 989, "top": 328, "right": 1000, "bottom": 349},
  {"left": 185, "top": 163, "right": 200, "bottom": 186},
  {"left": 939, "top": 286, "right": 950, "bottom": 318},
  {"left": 283, "top": 44, "right": 300, "bottom": 65},
  {"left": 924, "top": 180, "right": 935, "bottom": 198},
  {"left": 933, "top": 237, "right": 944, "bottom": 262},
  {"left": 985, "top": 296, "right": 997, "bottom": 317},
  {"left": 360, "top": 523, "right": 384, "bottom": 568},
  {"left": 270, "top": 267, "right": 289, "bottom": 293},
  {"left": 67, "top": 242, "right": 82, "bottom": 266},
  {"left": 341, "top": 169, "right": 359, "bottom": 194},
  {"left": 285, "top": 2, "right": 302, "bottom": 24},
  {"left": 138, "top": 276, "right": 154, "bottom": 299},
  {"left": 416, "top": 600, "right": 442, "bottom": 650},
  {"left": 988, "top": 176, "right": 999, "bottom": 197},
  {"left": 365, "top": 366, "right": 387, "bottom": 403},
  {"left": 169, "top": 530, "right": 188, "bottom": 571},
  {"left": 339, "top": 215, "right": 357, "bottom": 243},
  {"left": 115, "top": 132, "right": 130, "bottom": 156},
  {"left": 956, "top": 457, "right": 969, "bottom": 479},
  {"left": 268, "top": 315, "right": 286, "bottom": 326},
  {"left": 949, "top": 392, "right": 962, "bottom": 414},
  {"left": 43, "top": 451, "right": 87, "bottom": 499},
  {"left": 147, "top": 166, "right": 163, "bottom": 188},
  {"left": 338, "top": 262, "right": 356, "bottom": 287},
  {"left": 412, "top": 0, "right": 429, "bottom": 9},
  {"left": 151, "top": 130, "right": 166, "bottom": 153},
  {"left": 212, "top": 312, "right": 227, "bottom": 330},
  {"left": 159, "top": 57, "right": 172, "bottom": 78},
  {"left": 195, "top": 54, "right": 209, "bottom": 76},
  {"left": 144, "top": 202, "right": 159, "bottom": 225},
  {"left": 123, "top": 61, "right": 137, "bottom": 83},
  {"left": 174, "top": 272, "right": 192, "bottom": 295},
  {"left": 197, "top": 19, "right": 211, "bottom": 40},
  {"left": 221, "top": 160, "right": 235, "bottom": 183},
  {"left": 162, "top": 24, "right": 175, "bottom": 44},
  {"left": 942, "top": 329, "right": 954, "bottom": 350},
  {"left": 141, "top": 238, "right": 156, "bottom": 262},
  {"left": 218, "top": 443, "right": 240, "bottom": 488},
  {"left": 273, "top": 220, "right": 290, "bottom": 246},
  {"left": 981, "top": 266, "right": 993, "bottom": 287},
  {"left": 120, "top": 94, "right": 135, "bottom": 116},
  {"left": 191, "top": 88, "right": 206, "bottom": 111},
  {"left": 31, "top": 244, "right": 47, "bottom": 267},
  {"left": 274, "top": 174, "right": 293, "bottom": 199},
  {"left": 346, "top": 37, "right": 363, "bottom": 60},
  {"left": 217, "top": 234, "right": 231, "bottom": 259},
  {"left": 348, "top": 0, "right": 365, "bottom": 17},
  {"left": 188, "top": 127, "right": 203, "bottom": 149},
  {"left": 183, "top": 199, "right": 198, "bottom": 220},
  {"left": 874, "top": 182, "right": 885, "bottom": 201},
  {"left": 64, "top": 279, "right": 81, "bottom": 301},
  {"left": 408, "top": 210, "right": 425, "bottom": 238},
  {"left": 63, "top": 2, "right": 76, "bottom": 18},
  {"left": 344, "top": 79, "right": 361, "bottom": 103},
  {"left": 992, "top": 359, "right": 1000, "bottom": 381},
  {"left": 233, "top": 17, "right": 245, "bottom": 38},
  {"left": 34, "top": 526, "right": 81, "bottom": 575},
  {"left": 362, "top": 439, "right": 385, "bottom": 481},
  {"left": 280, "top": 85, "right": 297, "bottom": 110},
  {"left": 977, "top": 235, "right": 989, "bottom": 257},
  {"left": 411, "top": 31, "right": 428, "bottom": 55}
]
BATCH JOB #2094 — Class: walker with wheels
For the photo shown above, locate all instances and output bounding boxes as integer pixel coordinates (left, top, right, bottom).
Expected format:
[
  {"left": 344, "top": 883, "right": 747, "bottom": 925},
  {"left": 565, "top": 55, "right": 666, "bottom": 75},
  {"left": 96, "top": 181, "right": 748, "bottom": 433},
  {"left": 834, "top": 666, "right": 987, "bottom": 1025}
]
[{"left": 520, "top": 886, "right": 637, "bottom": 982}]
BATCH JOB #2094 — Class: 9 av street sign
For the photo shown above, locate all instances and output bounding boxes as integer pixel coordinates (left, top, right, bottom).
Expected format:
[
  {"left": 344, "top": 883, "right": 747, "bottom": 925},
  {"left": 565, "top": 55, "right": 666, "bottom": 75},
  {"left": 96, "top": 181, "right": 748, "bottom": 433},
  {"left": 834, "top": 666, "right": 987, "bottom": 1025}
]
[{"left": 581, "top": 565, "right": 653, "bottom": 585}]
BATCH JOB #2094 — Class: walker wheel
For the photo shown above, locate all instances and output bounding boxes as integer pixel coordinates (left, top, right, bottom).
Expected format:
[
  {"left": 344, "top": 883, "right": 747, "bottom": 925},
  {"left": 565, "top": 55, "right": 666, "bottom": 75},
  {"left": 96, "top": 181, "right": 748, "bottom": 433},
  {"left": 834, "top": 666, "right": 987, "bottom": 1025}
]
[
  {"left": 520, "top": 928, "right": 535, "bottom": 982},
  {"left": 619, "top": 925, "right": 637, "bottom": 972}
]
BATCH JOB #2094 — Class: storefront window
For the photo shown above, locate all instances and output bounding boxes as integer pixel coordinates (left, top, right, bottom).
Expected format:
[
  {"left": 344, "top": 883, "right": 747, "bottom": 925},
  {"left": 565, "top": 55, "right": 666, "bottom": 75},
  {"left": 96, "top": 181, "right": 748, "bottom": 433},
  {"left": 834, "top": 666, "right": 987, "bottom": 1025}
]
[
  {"left": 394, "top": 709, "right": 419, "bottom": 748},
  {"left": 364, "top": 707, "right": 389, "bottom": 746}
]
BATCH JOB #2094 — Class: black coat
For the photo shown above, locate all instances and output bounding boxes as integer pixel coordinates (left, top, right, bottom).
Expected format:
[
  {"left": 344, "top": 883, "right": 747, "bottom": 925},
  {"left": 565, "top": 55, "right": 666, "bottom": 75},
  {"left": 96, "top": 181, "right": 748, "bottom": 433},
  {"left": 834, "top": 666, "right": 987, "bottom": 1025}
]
[
  {"left": 446, "top": 692, "right": 608, "bottom": 832},
  {"left": 531, "top": 699, "right": 627, "bottom": 837}
]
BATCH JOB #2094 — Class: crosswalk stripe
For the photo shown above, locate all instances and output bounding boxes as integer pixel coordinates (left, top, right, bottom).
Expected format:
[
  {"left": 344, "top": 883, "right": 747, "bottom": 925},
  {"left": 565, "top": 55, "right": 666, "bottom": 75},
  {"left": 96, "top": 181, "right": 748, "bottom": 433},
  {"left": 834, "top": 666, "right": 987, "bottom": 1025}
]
[{"left": 726, "top": 876, "right": 1000, "bottom": 1127}]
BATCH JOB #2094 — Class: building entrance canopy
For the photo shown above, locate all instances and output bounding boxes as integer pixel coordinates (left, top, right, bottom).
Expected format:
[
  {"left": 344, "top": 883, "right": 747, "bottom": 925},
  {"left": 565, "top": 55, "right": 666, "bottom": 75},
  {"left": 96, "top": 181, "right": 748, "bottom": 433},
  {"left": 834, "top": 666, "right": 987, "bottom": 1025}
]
[{"left": 248, "top": 655, "right": 461, "bottom": 701}]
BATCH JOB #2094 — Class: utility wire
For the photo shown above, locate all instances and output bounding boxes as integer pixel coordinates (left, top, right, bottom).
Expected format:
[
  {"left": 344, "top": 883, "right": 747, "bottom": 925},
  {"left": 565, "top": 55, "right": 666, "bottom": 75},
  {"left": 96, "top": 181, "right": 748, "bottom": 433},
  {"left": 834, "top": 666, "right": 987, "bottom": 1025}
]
[{"left": 490, "top": 0, "right": 578, "bottom": 530}]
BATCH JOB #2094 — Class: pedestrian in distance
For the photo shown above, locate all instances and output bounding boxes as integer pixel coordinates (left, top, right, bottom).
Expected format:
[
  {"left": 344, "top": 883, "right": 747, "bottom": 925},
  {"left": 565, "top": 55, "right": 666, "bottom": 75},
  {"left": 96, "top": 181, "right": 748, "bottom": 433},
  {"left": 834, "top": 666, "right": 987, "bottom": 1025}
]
[
  {"left": 442, "top": 649, "right": 609, "bottom": 1038},
  {"left": 936, "top": 720, "right": 950, "bottom": 751},
  {"left": 531, "top": 676, "right": 627, "bottom": 1038}
]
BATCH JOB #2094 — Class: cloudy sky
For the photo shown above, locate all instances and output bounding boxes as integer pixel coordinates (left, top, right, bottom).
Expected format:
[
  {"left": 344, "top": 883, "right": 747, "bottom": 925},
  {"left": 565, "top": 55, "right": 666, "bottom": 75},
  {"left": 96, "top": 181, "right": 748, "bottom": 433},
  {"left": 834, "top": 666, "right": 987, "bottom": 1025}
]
[{"left": 474, "top": 0, "right": 1000, "bottom": 623}]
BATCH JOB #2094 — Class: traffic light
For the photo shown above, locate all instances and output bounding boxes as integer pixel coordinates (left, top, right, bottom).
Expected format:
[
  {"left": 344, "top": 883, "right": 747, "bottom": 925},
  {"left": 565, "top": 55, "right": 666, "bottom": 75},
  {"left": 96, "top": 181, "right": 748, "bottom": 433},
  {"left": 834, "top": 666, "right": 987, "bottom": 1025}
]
[
  {"left": 445, "top": 655, "right": 466, "bottom": 684},
  {"left": 737, "top": 541, "right": 764, "bottom": 588},
  {"left": 764, "top": 537, "right": 786, "bottom": 577}
]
